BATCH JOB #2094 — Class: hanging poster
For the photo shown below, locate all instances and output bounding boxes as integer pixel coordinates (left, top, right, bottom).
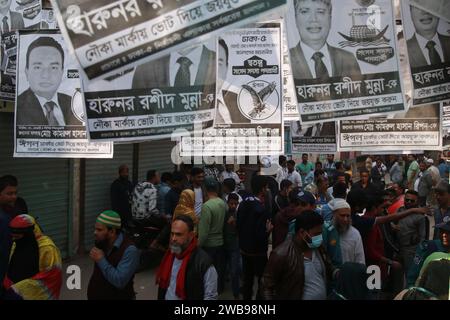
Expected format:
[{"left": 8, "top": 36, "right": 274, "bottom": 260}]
[
  {"left": 51, "top": 0, "right": 287, "bottom": 80},
  {"left": 14, "top": 30, "right": 113, "bottom": 158},
  {"left": 337, "top": 103, "right": 442, "bottom": 151},
  {"left": 82, "top": 38, "right": 217, "bottom": 142},
  {"left": 183, "top": 21, "right": 283, "bottom": 156},
  {"left": 287, "top": 0, "right": 405, "bottom": 123},
  {"left": 401, "top": 0, "right": 450, "bottom": 106},
  {"left": 290, "top": 119, "right": 337, "bottom": 153}
]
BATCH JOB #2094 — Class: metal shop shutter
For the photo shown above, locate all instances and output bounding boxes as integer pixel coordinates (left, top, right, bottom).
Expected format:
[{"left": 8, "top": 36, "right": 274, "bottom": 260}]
[
  {"left": 84, "top": 143, "right": 133, "bottom": 250},
  {"left": 0, "top": 113, "right": 71, "bottom": 258},
  {"left": 138, "top": 139, "right": 176, "bottom": 181}
]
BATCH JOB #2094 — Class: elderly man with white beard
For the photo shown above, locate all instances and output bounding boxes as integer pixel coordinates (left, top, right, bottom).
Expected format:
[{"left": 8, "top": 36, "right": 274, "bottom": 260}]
[{"left": 323, "top": 198, "right": 365, "bottom": 266}]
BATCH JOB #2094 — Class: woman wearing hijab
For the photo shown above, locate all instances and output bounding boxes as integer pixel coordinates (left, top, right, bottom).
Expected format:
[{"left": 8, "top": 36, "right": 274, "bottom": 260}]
[
  {"left": 173, "top": 189, "right": 199, "bottom": 233},
  {"left": 329, "top": 262, "right": 370, "bottom": 300},
  {"left": 2, "top": 214, "right": 62, "bottom": 300}
]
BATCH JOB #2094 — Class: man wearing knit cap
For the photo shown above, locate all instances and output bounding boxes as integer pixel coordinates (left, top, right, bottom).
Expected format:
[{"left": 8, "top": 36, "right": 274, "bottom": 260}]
[
  {"left": 323, "top": 198, "right": 365, "bottom": 266},
  {"left": 87, "top": 210, "right": 140, "bottom": 300}
]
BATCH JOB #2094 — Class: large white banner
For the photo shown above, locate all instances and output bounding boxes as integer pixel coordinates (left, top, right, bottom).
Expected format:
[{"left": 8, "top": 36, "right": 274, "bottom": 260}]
[{"left": 51, "top": 0, "right": 287, "bottom": 80}]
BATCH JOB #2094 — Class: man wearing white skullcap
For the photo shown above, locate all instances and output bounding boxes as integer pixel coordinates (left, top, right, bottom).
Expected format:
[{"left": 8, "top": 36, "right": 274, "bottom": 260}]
[{"left": 323, "top": 199, "right": 365, "bottom": 265}]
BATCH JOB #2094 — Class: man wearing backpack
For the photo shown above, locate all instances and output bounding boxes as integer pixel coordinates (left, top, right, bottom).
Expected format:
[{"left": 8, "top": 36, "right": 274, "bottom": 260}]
[{"left": 131, "top": 170, "right": 165, "bottom": 230}]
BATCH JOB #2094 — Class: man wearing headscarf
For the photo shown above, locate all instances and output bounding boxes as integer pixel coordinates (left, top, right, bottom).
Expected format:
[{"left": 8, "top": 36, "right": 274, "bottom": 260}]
[
  {"left": 87, "top": 210, "right": 140, "bottom": 300},
  {"left": 2, "top": 214, "right": 62, "bottom": 300}
]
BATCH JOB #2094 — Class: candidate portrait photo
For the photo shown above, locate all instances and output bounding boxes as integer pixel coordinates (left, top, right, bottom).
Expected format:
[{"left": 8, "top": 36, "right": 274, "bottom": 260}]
[
  {"left": 289, "top": 0, "right": 362, "bottom": 81},
  {"left": 15, "top": 35, "right": 82, "bottom": 126},
  {"left": 405, "top": 2, "right": 450, "bottom": 69}
]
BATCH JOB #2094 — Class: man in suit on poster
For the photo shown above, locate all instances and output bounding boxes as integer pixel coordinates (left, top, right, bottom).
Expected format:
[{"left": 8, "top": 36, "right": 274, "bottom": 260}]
[
  {"left": 406, "top": 4, "right": 450, "bottom": 68},
  {"left": 0, "top": 0, "right": 24, "bottom": 33},
  {"left": 16, "top": 36, "right": 81, "bottom": 126},
  {"left": 304, "top": 121, "right": 336, "bottom": 137},
  {"left": 289, "top": 0, "right": 361, "bottom": 80},
  {"left": 132, "top": 44, "right": 216, "bottom": 88},
  {"left": 214, "top": 38, "right": 251, "bottom": 125}
]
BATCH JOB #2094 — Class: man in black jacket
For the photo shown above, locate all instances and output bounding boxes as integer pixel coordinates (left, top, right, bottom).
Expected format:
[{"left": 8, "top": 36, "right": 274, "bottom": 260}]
[
  {"left": 156, "top": 215, "right": 218, "bottom": 300},
  {"left": 110, "top": 164, "right": 133, "bottom": 226},
  {"left": 236, "top": 175, "right": 273, "bottom": 300}
]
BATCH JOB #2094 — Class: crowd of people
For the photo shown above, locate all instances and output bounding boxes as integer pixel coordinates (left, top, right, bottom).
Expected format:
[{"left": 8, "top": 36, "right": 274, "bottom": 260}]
[{"left": 1, "top": 153, "right": 450, "bottom": 300}]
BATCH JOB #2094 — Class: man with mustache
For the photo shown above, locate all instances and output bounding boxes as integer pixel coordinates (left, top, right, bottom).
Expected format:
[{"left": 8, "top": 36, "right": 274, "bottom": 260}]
[
  {"left": 290, "top": 0, "right": 361, "bottom": 81},
  {"left": 324, "top": 198, "right": 366, "bottom": 266},
  {"left": 156, "top": 215, "right": 218, "bottom": 300},
  {"left": 16, "top": 36, "right": 81, "bottom": 126},
  {"left": 393, "top": 190, "right": 428, "bottom": 272},
  {"left": 406, "top": 4, "right": 450, "bottom": 68},
  {"left": 87, "top": 210, "right": 140, "bottom": 300}
]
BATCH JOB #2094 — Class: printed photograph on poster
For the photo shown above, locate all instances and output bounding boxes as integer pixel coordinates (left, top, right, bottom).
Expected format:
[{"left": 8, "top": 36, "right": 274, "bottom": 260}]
[
  {"left": 401, "top": 0, "right": 450, "bottom": 106},
  {"left": 0, "top": 0, "right": 42, "bottom": 33},
  {"left": 41, "top": 7, "right": 58, "bottom": 29},
  {"left": 82, "top": 38, "right": 217, "bottom": 142},
  {"left": 281, "top": 21, "right": 299, "bottom": 120},
  {"left": 396, "top": 22, "right": 414, "bottom": 105},
  {"left": 188, "top": 22, "right": 283, "bottom": 156},
  {"left": 286, "top": 0, "right": 406, "bottom": 123},
  {"left": 409, "top": 0, "right": 450, "bottom": 22},
  {"left": 290, "top": 119, "right": 337, "bottom": 153},
  {"left": 338, "top": 103, "right": 442, "bottom": 151},
  {"left": 13, "top": 30, "right": 113, "bottom": 158},
  {"left": 442, "top": 102, "right": 450, "bottom": 148},
  {"left": 214, "top": 27, "right": 281, "bottom": 126},
  {"left": 284, "top": 122, "right": 292, "bottom": 155},
  {"left": 0, "top": 31, "right": 17, "bottom": 102},
  {"left": 50, "top": 0, "right": 287, "bottom": 80}
]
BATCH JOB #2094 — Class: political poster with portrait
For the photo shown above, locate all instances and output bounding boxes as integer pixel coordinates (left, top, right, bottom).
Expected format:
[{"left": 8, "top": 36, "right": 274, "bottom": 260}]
[
  {"left": 50, "top": 0, "right": 287, "bottom": 80},
  {"left": 284, "top": 122, "right": 292, "bottom": 155},
  {"left": 192, "top": 21, "right": 283, "bottom": 156},
  {"left": 281, "top": 25, "right": 299, "bottom": 120},
  {"left": 82, "top": 37, "right": 216, "bottom": 142},
  {"left": 401, "top": 0, "right": 450, "bottom": 106},
  {"left": 13, "top": 30, "right": 113, "bottom": 158},
  {"left": 442, "top": 102, "right": 450, "bottom": 148},
  {"left": 41, "top": 7, "right": 58, "bottom": 29},
  {"left": 286, "top": 0, "right": 405, "bottom": 123},
  {"left": 337, "top": 103, "right": 442, "bottom": 151},
  {"left": 290, "top": 119, "right": 337, "bottom": 153},
  {"left": 0, "top": 31, "right": 16, "bottom": 102},
  {"left": 0, "top": 0, "right": 42, "bottom": 34},
  {"left": 409, "top": 0, "right": 450, "bottom": 23}
]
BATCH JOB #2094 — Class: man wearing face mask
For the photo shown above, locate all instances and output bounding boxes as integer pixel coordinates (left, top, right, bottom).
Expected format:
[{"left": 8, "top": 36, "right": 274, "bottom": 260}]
[
  {"left": 261, "top": 210, "right": 338, "bottom": 300},
  {"left": 156, "top": 215, "right": 218, "bottom": 300},
  {"left": 87, "top": 210, "right": 140, "bottom": 300}
]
